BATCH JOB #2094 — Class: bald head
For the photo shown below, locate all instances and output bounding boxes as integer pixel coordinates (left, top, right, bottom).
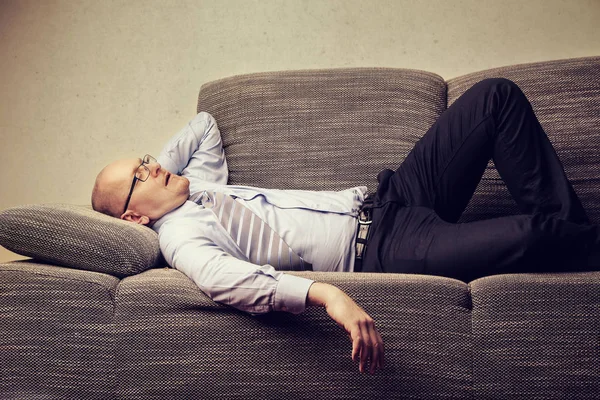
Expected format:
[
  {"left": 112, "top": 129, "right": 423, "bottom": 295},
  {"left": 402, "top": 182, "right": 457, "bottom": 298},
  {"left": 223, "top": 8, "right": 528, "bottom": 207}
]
[
  {"left": 91, "top": 160, "right": 133, "bottom": 218},
  {"left": 91, "top": 157, "right": 190, "bottom": 225}
]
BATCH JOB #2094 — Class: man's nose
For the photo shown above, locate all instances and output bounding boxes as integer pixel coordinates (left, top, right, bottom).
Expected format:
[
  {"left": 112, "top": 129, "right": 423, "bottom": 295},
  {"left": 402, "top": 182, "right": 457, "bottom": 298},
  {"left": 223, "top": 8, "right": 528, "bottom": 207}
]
[{"left": 147, "top": 161, "right": 162, "bottom": 176}]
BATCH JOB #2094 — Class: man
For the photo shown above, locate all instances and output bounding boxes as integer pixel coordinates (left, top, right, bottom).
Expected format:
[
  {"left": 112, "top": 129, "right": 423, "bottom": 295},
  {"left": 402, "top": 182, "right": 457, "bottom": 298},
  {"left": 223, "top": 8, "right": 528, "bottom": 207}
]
[{"left": 92, "top": 78, "right": 600, "bottom": 375}]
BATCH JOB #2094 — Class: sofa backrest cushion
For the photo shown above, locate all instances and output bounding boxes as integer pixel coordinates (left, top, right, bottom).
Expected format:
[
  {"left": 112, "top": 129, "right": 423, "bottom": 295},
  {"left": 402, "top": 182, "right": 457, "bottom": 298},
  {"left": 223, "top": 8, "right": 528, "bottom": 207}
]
[
  {"left": 197, "top": 59, "right": 600, "bottom": 223},
  {"left": 448, "top": 56, "right": 600, "bottom": 223},
  {"left": 197, "top": 68, "right": 447, "bottom": 194},
  {"left": 0, "top": 204, "right": 163, "bottom": 277}
]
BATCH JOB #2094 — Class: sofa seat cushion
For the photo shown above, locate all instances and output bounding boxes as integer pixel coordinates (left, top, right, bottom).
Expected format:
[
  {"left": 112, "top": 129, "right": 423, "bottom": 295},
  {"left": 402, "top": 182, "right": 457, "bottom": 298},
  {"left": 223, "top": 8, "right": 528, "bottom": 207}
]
[
  {"left": 471, "top": 271, "right": 600, "bottom": 399},
  {"left": 115, "top": 269, "right": 473, "bottom": 399},
  {"left": 0, "top": 203, "right": 163, "bottom": 277},
  {"left": 0, "top": 261, "right": 119, "bottom": 399}
]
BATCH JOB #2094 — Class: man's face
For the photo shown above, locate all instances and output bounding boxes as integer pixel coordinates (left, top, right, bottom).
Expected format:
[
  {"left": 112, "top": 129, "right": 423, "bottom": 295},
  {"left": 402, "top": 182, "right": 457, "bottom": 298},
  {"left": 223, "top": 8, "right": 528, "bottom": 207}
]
[{"left": 106, "top": 157, "right": 190, "bottom": 224}]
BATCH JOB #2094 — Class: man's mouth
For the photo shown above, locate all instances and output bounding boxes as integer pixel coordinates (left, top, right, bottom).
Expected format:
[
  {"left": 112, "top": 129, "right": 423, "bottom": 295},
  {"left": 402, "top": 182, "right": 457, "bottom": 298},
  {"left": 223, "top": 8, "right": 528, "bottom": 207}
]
[{"left": 165, "top": 172, "right": 171, "bottom": 186}]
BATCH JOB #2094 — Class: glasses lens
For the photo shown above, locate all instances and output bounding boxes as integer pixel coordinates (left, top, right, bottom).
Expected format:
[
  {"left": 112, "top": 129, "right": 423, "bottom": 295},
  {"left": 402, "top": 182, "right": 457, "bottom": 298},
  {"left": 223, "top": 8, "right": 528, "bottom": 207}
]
[
  {"left": 143, "top": 154, "right": 156, "bottom": 164},
  {"left": 135, "top": 165, "right": 149, "bottom": 180}
]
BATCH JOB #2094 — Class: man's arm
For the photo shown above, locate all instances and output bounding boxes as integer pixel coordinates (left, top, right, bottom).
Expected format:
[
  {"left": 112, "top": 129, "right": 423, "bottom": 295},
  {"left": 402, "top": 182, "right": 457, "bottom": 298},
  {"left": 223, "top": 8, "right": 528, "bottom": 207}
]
[
  {"left": 157, "top": 112, "right": 228, "bottom": 185},
  {"left": 307, "top": 282, "right": 385, "bottom": 375},
  {"left": 160, "top": 218, "right": 314, "bottom": 314},
  {"left": 160, "top": 219, "right": 384, "bottom": 374}
]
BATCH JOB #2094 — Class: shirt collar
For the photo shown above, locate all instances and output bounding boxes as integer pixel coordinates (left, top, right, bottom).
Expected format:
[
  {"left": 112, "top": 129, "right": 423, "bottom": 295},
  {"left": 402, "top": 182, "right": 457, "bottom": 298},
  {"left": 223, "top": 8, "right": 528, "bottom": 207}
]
[{"left": 152, "top": 200, "right": 198, "bottom": 232}]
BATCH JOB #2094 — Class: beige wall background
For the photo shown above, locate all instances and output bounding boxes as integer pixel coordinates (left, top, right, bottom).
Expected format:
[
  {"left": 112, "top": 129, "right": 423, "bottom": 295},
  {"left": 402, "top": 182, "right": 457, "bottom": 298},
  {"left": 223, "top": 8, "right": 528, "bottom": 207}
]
[{"left": 1, "top": 0, "right": 599, "bottom": 262}]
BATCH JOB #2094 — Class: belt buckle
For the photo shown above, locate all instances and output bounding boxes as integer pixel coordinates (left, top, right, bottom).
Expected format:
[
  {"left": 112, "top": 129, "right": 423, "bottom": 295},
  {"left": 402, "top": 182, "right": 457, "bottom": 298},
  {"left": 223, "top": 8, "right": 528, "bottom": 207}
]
[
  {"left": 355, "top": 198, "right": 373, "bottom": 270},
  {"left": 355, "top": 207, "right": 372, "bottom": 263},
  {"left": 358, "top": 208, "right": 372, "bottom": 225}
]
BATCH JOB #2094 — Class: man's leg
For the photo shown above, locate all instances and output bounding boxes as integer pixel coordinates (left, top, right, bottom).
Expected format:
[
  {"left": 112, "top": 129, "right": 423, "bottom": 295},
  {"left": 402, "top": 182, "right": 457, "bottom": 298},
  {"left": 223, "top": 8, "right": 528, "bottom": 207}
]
[
  {"left": 366, "top": 204, "right": 599, "bottom": 281},
  {"left": 366, "top": 78, "right": 596, "bottom": 276},
  {"left": 377, "top": 78, "right": 589, "bottom": 224},
  {"left": 424, "top": 211, "right": 600, "bottom": 282}
]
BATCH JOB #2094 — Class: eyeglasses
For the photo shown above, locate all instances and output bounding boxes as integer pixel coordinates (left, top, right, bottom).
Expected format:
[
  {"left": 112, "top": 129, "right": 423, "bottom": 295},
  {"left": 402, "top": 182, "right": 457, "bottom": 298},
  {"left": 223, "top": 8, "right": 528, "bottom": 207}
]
[{"left": 123, "top": 154, "right": 157, "bottom": 214}]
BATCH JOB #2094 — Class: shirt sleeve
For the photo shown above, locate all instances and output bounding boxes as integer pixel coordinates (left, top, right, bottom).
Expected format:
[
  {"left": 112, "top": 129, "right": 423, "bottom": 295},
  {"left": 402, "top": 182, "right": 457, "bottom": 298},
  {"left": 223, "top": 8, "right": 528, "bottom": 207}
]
[
  {"left": 159, "top": 218, "right": 314, "bottom": 315},
  {"left": 156, "top": 112, "right": 228, "bottom": 185}
]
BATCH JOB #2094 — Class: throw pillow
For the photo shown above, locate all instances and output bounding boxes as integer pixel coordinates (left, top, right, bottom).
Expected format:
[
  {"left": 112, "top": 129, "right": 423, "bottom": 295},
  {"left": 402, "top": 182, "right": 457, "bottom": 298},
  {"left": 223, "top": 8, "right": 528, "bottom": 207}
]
[{"left": 0, "top": 204, "right": 163, "bottom": 277}]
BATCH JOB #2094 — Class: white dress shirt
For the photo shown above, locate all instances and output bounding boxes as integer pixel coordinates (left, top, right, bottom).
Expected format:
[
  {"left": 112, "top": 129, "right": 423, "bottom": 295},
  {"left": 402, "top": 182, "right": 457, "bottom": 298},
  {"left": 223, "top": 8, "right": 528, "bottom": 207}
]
[{"left": 153, "top": 112, "right": 367, "bottom": 315}]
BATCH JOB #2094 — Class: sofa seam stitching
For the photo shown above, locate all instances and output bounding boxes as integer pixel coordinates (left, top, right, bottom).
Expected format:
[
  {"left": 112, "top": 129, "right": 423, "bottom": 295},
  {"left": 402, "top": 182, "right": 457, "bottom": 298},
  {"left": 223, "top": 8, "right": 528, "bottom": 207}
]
[
  {"left": 468, "top": 282, "right": 475, "bottom": 400},
  {"left": 113, "top": 278, "right": 122, "bottom": 400}
]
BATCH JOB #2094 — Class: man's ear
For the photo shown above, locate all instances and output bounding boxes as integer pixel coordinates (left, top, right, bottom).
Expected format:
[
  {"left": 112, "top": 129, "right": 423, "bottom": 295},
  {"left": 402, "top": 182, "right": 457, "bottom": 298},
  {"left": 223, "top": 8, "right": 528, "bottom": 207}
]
[{"left": 120, "top": 210, "right": 150, "bottom": 226}]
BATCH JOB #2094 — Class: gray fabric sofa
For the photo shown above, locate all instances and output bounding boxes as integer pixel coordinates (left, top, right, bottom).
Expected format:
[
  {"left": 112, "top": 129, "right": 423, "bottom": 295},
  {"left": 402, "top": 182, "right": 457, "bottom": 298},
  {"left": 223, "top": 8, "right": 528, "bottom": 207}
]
[{"left": 1, "top": 56, "right": 600, "bottom": 399}]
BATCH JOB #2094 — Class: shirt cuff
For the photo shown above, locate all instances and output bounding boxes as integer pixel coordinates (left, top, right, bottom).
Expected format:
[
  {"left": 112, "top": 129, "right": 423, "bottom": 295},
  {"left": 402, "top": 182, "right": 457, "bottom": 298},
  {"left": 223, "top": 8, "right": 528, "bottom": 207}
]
[{"left": 273, "top": 274, "right": 314, "bottom": 314}]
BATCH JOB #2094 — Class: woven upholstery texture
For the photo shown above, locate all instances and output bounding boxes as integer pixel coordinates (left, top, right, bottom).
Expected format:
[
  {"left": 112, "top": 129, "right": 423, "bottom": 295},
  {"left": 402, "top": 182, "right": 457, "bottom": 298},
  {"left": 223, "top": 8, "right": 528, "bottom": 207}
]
[
  {"left": 447, "top": 56, "right": 600, "bottom": 223},
  {"left": 0, "top": 261, "right": 118, "bottom": 399},
  {"left": 116, "top": 269, "right": 471, "bottom": 400},
  {"left": 471, "top": 272, "right": 600, "bottom": 399},
  {"left": 2, "top": 58, "right": 600, "bottom": 399},
  {"left": 0, "top": 204, "right": 163, "bottom": 277},
  {"left": 197, "top": 68, "right": 446, "bottom": 193}
]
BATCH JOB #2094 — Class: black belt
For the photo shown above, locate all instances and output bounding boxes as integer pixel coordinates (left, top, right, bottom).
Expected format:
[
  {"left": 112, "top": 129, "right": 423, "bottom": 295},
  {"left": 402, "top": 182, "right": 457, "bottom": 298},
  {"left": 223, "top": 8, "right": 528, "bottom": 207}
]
[{"left": 354, "top": 195, "right": 374, "bottom": 272}]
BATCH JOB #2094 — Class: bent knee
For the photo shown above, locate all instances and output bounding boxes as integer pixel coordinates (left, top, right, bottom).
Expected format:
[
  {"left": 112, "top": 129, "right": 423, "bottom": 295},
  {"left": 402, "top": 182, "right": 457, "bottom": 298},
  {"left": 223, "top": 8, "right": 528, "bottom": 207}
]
[{"left": 476, "top": 77, "right": 524, "bottom": 96}]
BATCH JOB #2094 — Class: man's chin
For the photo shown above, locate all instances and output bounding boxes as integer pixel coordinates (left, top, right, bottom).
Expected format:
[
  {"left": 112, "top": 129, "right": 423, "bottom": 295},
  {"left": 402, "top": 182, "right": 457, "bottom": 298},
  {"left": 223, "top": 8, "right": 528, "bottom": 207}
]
[
  {"left": 181, "top": 176, "right": 191, "bottom": 194},
  {"left": 171, "top": 174, "right": 190, "bottom": 193}
]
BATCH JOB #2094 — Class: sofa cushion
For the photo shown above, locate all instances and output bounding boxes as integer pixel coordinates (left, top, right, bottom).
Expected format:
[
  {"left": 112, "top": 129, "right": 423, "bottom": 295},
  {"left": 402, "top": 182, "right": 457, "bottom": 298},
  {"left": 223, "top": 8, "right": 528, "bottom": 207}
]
[
  {"left": 116, "top": 269, "right": 472, "bottom": 399},
  {"left": 447, "top": 56, "right": 600, "bottom": 224},
  {"left": 197, "top": 68, "right": 447, "bottom": 193},
  {"left": 0, "top": 204, "right": 163, "bottom": 277},
  {"left": 0, "top": 261, "right": 118, "bottom": 398},
  {"left": 470, "top": 272, "right": 600, "bottom": 399}
]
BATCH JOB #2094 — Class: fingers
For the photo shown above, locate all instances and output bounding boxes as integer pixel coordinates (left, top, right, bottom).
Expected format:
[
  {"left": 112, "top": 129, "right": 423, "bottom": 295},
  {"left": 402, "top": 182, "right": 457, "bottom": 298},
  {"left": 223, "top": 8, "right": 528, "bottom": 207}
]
[
  {"left": 351, "top": 326, "right": 369, "bottom": 374},
  {"left": 351, "top": 317, "right": 384, "bottom": 375},
  {"left": 375, "top": 327, "right": 385, "bottom": 370},
  {"left": 367, "top": 327, "right": 378, "bottom": 374},
  {"left": 321, "top": 289, "right": 384, "bottom": 375},
  {"left": 368, "top": 323, "right": 384, "bottom": 374},
  {"left": 360, "top": 321, "right": 372, "bottom": 374},
  {"left": 351, "top": 332, "right": 361, "bottom": 364}
]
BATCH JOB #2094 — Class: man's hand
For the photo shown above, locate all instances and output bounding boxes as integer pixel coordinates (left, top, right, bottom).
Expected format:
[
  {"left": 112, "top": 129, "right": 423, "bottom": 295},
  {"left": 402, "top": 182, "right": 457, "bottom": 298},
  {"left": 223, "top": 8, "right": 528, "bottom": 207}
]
[{"left": 307, "top": 282, "right": 385, "bottom": 374}]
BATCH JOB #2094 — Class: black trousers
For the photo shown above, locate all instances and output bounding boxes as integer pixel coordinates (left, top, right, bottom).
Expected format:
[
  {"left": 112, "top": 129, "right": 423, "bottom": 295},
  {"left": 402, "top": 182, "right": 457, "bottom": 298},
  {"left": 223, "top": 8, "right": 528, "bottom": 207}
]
[{"left": 363, "top": 78, "right": 600, "bottom": 282}]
